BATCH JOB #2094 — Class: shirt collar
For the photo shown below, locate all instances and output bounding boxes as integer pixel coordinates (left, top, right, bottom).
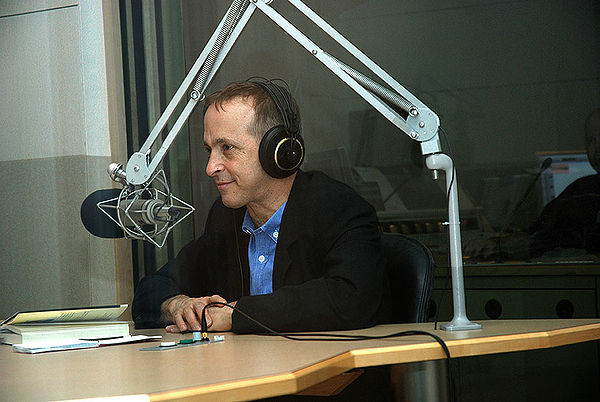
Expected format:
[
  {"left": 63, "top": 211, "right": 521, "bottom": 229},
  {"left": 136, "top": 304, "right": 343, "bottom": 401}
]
[{"left": 242, "top": 201, "right": 287, "bottom": 242}]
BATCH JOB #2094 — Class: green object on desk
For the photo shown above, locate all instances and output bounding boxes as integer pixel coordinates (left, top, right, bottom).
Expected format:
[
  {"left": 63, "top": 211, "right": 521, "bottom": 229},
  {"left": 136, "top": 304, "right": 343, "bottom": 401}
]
[{"left": 140, "top": 337, "right": 221, "bottom": 351}]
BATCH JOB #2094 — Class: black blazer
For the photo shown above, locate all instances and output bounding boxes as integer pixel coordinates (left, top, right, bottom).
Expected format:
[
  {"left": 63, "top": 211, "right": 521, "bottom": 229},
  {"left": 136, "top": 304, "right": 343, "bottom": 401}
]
[{"left": 132, "top": 170, "right": 385, "bottom": 333}]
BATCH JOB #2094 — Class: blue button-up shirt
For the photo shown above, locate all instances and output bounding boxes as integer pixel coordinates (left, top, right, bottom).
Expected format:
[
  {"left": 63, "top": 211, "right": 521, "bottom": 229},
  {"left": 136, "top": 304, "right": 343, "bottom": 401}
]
[{"left": 242, "top": 202, "right": 287, "bottom": 295}]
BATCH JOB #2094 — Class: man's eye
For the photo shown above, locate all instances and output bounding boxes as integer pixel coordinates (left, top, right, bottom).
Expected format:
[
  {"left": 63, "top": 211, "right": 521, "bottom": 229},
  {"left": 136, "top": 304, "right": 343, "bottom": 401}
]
[
  {"left": 223, "top": 144, "right": 233, "bottom": 151},
  {"left": 204, "top": 148, "right": 211, "bottom": 154}
]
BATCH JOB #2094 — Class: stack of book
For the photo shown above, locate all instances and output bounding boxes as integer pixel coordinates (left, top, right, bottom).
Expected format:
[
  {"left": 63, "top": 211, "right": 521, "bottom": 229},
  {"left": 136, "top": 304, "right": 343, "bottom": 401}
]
[{"left": 0, "top": 305, "right": 158, "bottom": 353}]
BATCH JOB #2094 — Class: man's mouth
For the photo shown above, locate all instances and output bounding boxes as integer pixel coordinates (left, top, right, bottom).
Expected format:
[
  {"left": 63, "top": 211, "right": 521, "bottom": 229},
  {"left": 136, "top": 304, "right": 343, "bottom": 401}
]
[{"left": 215, "top": 180, "right": 234, "bottom": 190}]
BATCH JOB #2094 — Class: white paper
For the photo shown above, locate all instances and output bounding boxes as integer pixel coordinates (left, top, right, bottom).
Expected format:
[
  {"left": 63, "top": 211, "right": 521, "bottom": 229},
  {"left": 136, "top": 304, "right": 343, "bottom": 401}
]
[{"left": 11, "top": 335, "right": 161, "bottom": 354}]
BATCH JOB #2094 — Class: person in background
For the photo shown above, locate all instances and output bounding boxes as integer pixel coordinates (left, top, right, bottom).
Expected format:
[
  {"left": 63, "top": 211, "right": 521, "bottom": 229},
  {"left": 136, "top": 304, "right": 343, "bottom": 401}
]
[
  {"left": 529, "top": 108, "right": 600, "bottom": 257},
  {"left": 465, "top": 108, "right": 600, "bottom": 261}
]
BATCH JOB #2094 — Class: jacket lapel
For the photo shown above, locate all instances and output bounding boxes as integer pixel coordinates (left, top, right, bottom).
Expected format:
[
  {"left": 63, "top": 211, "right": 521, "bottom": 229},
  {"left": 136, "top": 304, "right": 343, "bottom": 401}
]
[
  {"left": 272, "top": 171, "right": 306, "bottom": 288},
  {"left": 272, "top": 241, "right": 293, "bottom": 288}
]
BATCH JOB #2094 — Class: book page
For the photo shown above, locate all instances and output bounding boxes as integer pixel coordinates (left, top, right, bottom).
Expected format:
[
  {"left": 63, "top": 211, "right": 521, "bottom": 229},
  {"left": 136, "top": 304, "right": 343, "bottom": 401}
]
[
  {"left": 1, "top": 305, "right": 128, "bottom": 325},
  {"left": 11, "top": 335, "right": 161, "bottom": 353}
]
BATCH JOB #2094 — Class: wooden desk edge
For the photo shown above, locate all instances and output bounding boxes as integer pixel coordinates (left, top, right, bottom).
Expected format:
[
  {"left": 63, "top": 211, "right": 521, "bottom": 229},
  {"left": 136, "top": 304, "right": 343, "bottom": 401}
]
[
  {"left": 149, "top": 351, "right": 357, "bottom": 402},
  {"left": 147, "top": 322, "right": 600, "bottom": 401},
  {"left": 353, "top": 322, "right": 600, "bottom": 366}
]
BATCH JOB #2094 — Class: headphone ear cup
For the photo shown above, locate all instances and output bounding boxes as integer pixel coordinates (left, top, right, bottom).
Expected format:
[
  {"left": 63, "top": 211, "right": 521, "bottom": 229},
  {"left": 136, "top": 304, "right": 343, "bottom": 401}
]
[{"left": 259, "top": 126, "right": 304, "bottom": 179}]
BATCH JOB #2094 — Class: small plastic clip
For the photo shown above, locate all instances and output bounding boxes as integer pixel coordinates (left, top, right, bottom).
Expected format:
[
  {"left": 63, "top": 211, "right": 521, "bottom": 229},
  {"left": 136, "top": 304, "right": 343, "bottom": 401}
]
[{"left": 160, "top": 341, "right": 176, "bottom": 347}]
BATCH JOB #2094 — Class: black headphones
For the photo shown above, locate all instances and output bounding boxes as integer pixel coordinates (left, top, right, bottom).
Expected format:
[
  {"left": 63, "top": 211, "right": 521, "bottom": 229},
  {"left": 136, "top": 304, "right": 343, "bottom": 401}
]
[{"left": 252, "top": 79, "right": 305, "bottom": 179}]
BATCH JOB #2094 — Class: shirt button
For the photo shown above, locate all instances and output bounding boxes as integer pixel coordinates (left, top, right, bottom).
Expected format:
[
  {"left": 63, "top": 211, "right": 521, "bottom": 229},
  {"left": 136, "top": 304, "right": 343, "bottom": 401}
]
[
  {"left": 258, "top": 255, "right": 266, "bottom": 263},
  {"left": 273, "top": 231, "right": 278, "bottom": 239}
]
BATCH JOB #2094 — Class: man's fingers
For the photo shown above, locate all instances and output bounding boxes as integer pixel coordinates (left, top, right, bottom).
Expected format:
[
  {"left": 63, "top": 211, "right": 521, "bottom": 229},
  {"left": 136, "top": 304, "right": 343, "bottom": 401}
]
[
  {"left": 183, "top": 305, "right": 202, "bottom": 331},
  {"left": 209, "top": 295, "right": 228, "bottom": 304},
  {"left": 192, "top": 303, "right": 212, "bottom": 327},
  {"left": 173, "top": 313, "right": 189, "bottom": 332}
]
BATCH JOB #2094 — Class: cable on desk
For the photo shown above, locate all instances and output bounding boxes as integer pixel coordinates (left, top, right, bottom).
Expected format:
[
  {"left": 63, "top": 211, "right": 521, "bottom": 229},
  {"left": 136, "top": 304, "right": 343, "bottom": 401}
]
[{"left": 200, "top": 302, "right": 456, "bottom": 402}]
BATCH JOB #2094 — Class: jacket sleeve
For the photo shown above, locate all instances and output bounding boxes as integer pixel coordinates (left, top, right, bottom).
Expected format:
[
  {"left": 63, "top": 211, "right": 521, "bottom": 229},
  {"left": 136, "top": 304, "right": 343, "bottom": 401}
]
[
  {"left": 232, "top": 175, "right": 385, "bottom": 333},
  {"left": 131, "top": 237, "right": 208, "bottom": 328},
  {"left": 131, "top": 200, "right": 236, "bottom": 329}
]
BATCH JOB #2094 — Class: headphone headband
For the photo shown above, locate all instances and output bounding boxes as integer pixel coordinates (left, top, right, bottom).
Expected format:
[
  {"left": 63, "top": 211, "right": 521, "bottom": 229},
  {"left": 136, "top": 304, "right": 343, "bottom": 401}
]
[{"left": 252, "top": 79, "right": 300, "bottom": 138}]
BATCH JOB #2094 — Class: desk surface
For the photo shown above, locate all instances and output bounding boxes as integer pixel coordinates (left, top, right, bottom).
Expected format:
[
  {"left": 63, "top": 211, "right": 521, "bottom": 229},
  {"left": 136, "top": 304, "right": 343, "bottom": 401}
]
[{"left": 2, "top": 319, "right": 600, "bottom": 401}]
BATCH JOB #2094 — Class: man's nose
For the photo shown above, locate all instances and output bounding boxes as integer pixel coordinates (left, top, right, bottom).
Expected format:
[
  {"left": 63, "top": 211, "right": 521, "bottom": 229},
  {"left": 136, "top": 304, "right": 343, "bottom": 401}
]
[{"left": 206, "top": 153, "right": 223, "bottom": 177}]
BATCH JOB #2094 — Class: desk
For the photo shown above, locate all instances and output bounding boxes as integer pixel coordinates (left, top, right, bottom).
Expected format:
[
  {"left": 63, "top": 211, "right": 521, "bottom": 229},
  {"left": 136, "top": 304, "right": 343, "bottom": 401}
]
[{"left": 1, "top": 320, "right": 600, "bottom": 401}]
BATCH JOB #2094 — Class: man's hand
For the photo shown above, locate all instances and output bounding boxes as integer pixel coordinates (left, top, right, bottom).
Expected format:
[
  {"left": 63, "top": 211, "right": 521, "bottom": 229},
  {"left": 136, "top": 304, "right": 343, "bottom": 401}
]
[
  {"left": 161, "top": 294, "right": 228, "bottom": 333},
  {"left": 205, "top": 300, "right": 237, "bottom": 332}
]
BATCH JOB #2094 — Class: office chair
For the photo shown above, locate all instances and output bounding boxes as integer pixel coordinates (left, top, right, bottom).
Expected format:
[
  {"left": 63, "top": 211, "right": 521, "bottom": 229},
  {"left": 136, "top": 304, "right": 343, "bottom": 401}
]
[
  {"left": 380, "top": 233, "right": 449, "bottom": 402},
  {"left": 293, "top": 233, "right": 437, "bottom": 401},
  {"left": 381, "top": 232, "right": 435, "bottom": 323}
]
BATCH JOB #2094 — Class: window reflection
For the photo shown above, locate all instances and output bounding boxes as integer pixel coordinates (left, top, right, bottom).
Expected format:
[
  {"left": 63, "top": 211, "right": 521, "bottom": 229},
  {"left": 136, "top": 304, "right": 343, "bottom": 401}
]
[{"left": 181, "top": 0, "right": 600, "bottom": 266}]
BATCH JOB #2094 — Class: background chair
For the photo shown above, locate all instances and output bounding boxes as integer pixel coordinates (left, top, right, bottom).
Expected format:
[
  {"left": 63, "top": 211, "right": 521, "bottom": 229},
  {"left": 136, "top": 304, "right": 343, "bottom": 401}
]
[
  {"left": 381, "top": 232, "right": 435, "bottom": 323},
  {"left": 381, "top": 233, "right": 450, "bottom": 402},
  {"left": 292, "top": 232, "right": 438, "bottom": 401}
]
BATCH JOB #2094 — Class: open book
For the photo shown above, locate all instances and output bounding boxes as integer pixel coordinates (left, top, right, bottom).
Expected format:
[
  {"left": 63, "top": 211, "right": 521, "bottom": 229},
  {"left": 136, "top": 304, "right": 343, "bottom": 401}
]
[{"left": 1, "top": 305, "right": 129, "bottom": 345}]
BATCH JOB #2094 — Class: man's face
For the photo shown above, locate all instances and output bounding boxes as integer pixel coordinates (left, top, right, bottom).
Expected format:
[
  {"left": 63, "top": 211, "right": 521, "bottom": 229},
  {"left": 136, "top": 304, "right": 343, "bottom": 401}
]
[{"left": 203, "top": 98, "right": 271, "bottom": 209}]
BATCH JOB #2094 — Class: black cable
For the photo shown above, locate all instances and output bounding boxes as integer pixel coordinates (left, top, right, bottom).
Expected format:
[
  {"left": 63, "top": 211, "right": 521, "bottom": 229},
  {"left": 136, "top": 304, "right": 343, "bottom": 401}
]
[
  {"left": 199, "top": 302, "right": 456, "bottom": 402},
  {"left": 438, "top": 126, "right": 455, "bottom": 202}
]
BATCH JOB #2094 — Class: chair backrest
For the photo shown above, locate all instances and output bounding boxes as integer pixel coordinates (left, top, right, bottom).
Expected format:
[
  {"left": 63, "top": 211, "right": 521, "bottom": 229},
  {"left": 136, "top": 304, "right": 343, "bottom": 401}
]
[{"left": 381, "top": 232, "right": 435, "bottom": 323}]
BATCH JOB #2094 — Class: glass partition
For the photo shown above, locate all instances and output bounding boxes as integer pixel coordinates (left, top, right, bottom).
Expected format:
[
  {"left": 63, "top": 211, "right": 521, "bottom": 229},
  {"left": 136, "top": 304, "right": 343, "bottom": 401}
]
[
  {"left": 179, "top": 0, "right": 599, "bottom": 267},
  {"left": 118, "top": 0, "right": 600, "bottom": 273},
  {"left": 120, "top": 0, "right": 194, "bottom": 280}
]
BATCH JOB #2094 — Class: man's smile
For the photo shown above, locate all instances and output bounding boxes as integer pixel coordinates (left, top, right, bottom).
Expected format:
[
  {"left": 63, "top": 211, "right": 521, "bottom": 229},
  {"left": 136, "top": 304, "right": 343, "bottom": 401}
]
[{"left": 215, "top": 180, "right": 234, "bottom": 190}]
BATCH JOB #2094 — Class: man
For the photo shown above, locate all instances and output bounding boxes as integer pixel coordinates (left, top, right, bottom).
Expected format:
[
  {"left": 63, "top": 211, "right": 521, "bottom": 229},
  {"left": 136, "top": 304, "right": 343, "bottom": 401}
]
[
  {"left": 465, "top": 108, "right": 600, "bottom": 260},
  {"left": 132, "top": 80, "right": 386, "bottom": 333},
  {"left": 529, "top": 108, "right": 600, "bottom": 256}
]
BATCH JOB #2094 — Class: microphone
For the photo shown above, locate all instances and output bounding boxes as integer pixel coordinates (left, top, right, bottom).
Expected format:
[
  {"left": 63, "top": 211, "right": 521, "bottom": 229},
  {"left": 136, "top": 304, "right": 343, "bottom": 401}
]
[
  {"left": 121, "top": 198, "right": 182, "bottom": 226},
  {"left": 81, "top": 169, "right": 194, "bottom": 247},
  {"left": 541, "top": 157, "right": 553, "bottom": 170},
  {"left": 81, "top": 189, "right": 183, "bottom": 239},
  {"left": 505, "top": 157, "right": 553, "bottom": 227},
  {"left": 81, "top": 188, "right": 124, "bottom": 239},
  {"left": 494, "top": 157, "right": 552, "bottom": 260}
]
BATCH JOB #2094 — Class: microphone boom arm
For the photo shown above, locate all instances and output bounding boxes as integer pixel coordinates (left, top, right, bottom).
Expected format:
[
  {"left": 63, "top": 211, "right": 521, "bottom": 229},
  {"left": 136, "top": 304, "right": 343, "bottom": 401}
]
[
  {"left": 115, "top": 0, "right": 479, "bottom": 331},
  {"left": 123, "top": 0, "right": 256, "bottom": 185}
]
